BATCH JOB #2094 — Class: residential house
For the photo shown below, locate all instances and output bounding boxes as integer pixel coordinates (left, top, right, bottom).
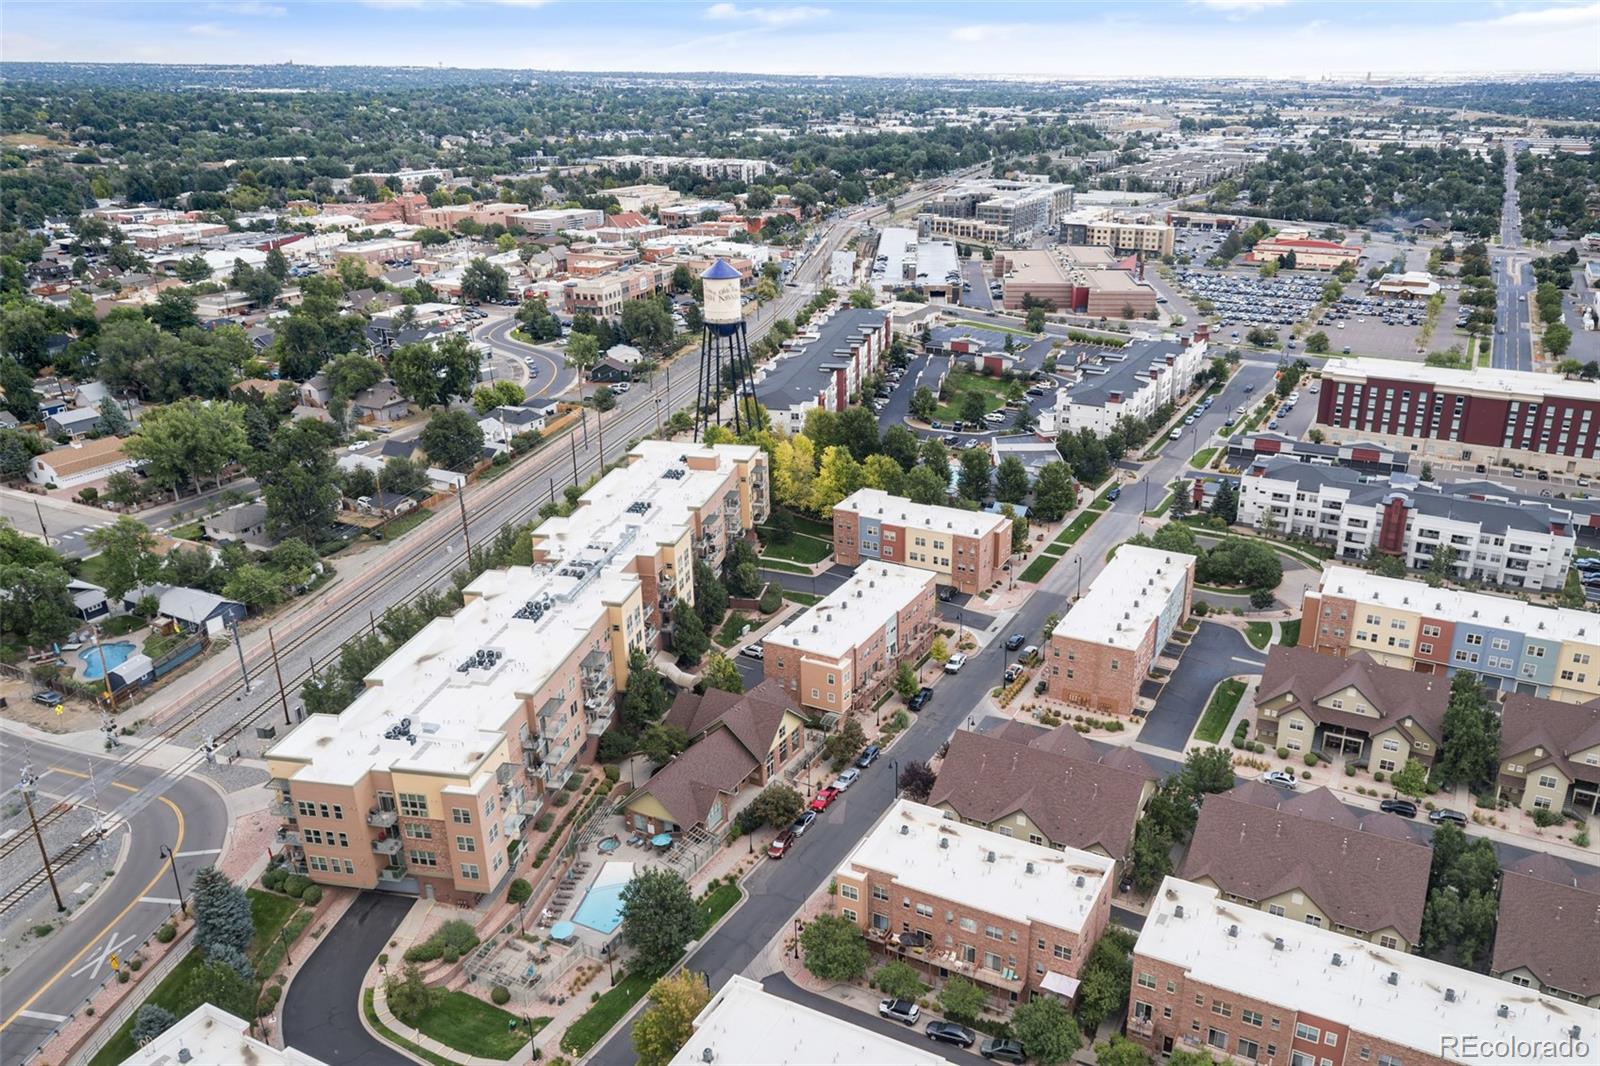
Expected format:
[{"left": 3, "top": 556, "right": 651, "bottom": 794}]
[
  {"left": 1490, "top": 854, "right": 1600, "bottom": 1006},
  {"left": 202, "top": 502, "right": 277, "bottom": 551},
  {"left": 1496, "top": 692, "right": 1600, "bottom": 817},
  {"left": 124, "top": 584, "right": 247, "bottom": 632},
  {"left": 28, "top": 436, "right": 139, "bottom": 489}
]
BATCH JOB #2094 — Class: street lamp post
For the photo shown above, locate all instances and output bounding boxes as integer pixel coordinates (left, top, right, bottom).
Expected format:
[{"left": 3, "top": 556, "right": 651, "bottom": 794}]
[
  {"left": 1075, "top": 555, "right": 1083, "bottom": 601},
  {"left": 159, "top": 843, "right": 187, "bottom": 914}
]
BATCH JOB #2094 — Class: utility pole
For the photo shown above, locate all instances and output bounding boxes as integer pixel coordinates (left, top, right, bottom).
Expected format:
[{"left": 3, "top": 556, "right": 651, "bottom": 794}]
[
  {"left": 569, "top": 432, "right": 579, "bottom": 486},
  {"left": 268, "top": 628, "right": 291, "bottom": 726},
  {"left": 17, "top": 766, "right": 65, "bottom": 912},
  {"left": 457, "top": 485, "right": 473, "bottom": 558},
  {"left": 159, "top": 843, "right": 187, "bottom": 914},
  {"left": 227, "top": 616, "right": 253, "bottom": 695},
  {"left": 32, "top": 499, "right": 48, "bottom": 543},
  {"left": 596, "top": 403, "right": 605, "bottom": 465}
]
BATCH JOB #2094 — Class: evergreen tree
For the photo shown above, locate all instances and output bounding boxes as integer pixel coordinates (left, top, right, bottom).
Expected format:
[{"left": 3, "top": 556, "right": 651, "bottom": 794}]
[
  {"left": 132, "top": 1005, "right": 177, "bottom": 1047},
  {"left": 190, "top": 866, "right": 253, "bottom": 956},
  {"left": 671, "top": 598, "right": 709, "bottom": 666}
]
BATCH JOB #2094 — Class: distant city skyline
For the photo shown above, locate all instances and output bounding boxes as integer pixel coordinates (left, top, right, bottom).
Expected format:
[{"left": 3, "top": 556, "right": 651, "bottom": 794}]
[{"left": 2, "top": 1, "right": 1597, "bottom": 79}]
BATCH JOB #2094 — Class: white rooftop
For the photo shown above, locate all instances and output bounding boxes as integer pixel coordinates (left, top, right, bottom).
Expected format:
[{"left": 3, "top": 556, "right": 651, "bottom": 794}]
[
  {"left": 120, "top": 1004, "right": 327, "bottom": 1066},
  {"left": 1326, "top": 357, "right": 1600, "bottom": 403},
  {"left": 763, "top": 561, "right": 931, "bottom": 662},
  {"left": 833, "top": 488, "right": 1008, "bottom": 540},
  {"left": 673, "top": 974, "right": 954, "bottom": 1066},
  {"left": 1140, "top": 877, "right": 1600, "bottom": 1065},
  {"left": 1318, "top": 565, "right": 1600, "bottom": 645},
  {"left": 1053, "top": 544, "right": 1194, "bottom": 651},
  {"left": 837, "top": 800, "right": 1112, "bottom": 934}
]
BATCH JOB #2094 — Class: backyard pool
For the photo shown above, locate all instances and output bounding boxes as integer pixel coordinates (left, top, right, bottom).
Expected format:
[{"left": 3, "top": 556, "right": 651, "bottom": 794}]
[
  {"left": 572, "top": 861, "right": 633, "bottom": 935},
  {"left": 79, "top": 642, "right": 135, "bottom": 681}
]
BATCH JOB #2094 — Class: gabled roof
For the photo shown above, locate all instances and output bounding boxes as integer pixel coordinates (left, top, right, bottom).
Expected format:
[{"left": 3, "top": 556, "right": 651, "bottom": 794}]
[
  {"left": 1257, "top": 645, "right": 1449, "bottom": 743},
  {"left": 1179, "top": 785, "right": 1432, "bottom": 943},
  {"left": 1499, "top": 693, "right": 1600, "bottom": 781},
  {"left": 926, "top": 728, "right": 1155, "bottom": 861},
  {"left": 629, "top": 727, "right": 755, "bottom": 829},
  {"left": 662, "top": 679, "right": 797, "bottom": 762},
  {"left": 1492, "top": 868, "right": 1600, "bottom": 998}
]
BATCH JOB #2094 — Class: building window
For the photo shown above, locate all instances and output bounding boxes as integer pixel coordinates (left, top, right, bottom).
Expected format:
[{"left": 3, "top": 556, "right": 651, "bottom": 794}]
[
  {"left": 452, "top": 807, "right": 472, "bottom": 824},
  {"left": 1379, "top": 935, "right": 1399, "bottom": 950},
  {"left": 1268, "top": 904, "right": 1286, "bottom": 917},
  {"left": 872, "top": 885, "right": 890, "bottom": 902},
  {"left": 409, "top": 849, "right": 438, "bottom": 867},
  {"left": 985, "top": 925, "right": 1004, "bottom": 941},
  {"left": 1295, "top": 1023, "right": 1320, "bottom": 1042},
  {"left": 1325, "top": 1033, "right": 1338, "bottom": 1047},
  {"left": 399, "top": 793, "right": 429, "bottom": 818},
  {"left": 403, "top": 823, "right": 432, "bottom": 840},
  {"left": 1239, "top": 1038, "right": 1260, "bottom": 1060},
  {"left": 1208, "top": 1028, "right": 1229, "bottom": 1051},
  {"left": 841, "top": 885, "right": 859, "bottom": 901},
  {"left": 460, "top": 863, "right": 480, "bottom": 880},
  {"left": 1538, "top": 774, "right": 1558, "bottom": 789},
  {"left": 456, "top": 835, "right": 475, "bottom": 852},
  {"left": 1242, "top": 1010, "right": 1263, "bottom": 1027},
  {"left": 842, "top": 908, "right": 857, "bottom": 922},
  {"left": 1137, "top": 972, "right": 1156, "bottom": 989}
]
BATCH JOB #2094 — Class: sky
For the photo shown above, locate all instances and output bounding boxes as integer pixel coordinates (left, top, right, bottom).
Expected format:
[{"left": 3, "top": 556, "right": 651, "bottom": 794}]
[{"left": 2, "top": 1, "right": 1597, "bottom": 80}]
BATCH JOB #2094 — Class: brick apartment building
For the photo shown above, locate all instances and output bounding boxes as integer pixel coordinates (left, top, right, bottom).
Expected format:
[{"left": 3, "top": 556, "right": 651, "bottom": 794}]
[
  {"left": 1046, "top": 546, "right": 1194, "bottom": 714},
  {"left": 263, "top": 442, "right": 767, "bottom": 903},
  {"left": 832, "top": 799, "right": 1115, "bottom": 1009},
  {"left": 763, "top": 561, "right": 937, "bottom": 715},
  {"left": 1128, "top": 876, "right": 1599, "bottom": 1066},
  {"left": 831, "top": 489, "right": 1012, "bottom": 596}
]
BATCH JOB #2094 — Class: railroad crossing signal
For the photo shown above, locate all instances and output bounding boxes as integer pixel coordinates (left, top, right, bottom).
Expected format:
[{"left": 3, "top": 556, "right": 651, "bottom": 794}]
[{"left": 109, "top": 953, "right": 120, "bottom": 972}]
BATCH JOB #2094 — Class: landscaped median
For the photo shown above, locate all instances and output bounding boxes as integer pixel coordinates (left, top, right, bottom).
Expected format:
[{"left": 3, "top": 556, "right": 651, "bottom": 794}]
[
  {"left": 1018, "top": 509, "right": 1101, "bottom": 583},
  {"left": 1193, "top": 677, "right": 1248, "bottom": 744}
]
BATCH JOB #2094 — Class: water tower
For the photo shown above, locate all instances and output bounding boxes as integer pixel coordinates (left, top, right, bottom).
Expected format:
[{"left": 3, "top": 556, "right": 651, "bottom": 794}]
[{"left": 694, "top": 259, "right": 757, "bottom": 439}]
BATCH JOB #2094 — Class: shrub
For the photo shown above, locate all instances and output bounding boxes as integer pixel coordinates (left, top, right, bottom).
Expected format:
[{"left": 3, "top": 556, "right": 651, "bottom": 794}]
[
  {"left": 1373, "top": 770, "right": 1386, "bottom": 783},
  {"left": 508, "top": 879, "right": 533, "bottom": 905},
  {"left": 1576, "top": 829, "right": 1591, "bottom": 848},
  {"left": 261, "top": 867, "right": 287, "bottom": 892},
  {"left": 156, "top": 922, "right": 177, "bottom": 944},
  {"left": 1249, "top": 588, "right": 1275, "bottom": 609},
  {"left": 1532, "top": 808, "right": 1565, "bottom": 828},
  {"left": 552, "top": 791, "right": 569, "bottom": 808},
  {"left": 443, "top": 948, "right": 460, "bottom": 964},
  {"left": 302, "top": 885, "right": 323, "bottom": 906},
  {"left": 758, "top": 582, "right": 783, "bottom": 614},
  {"left": 1301, "top": 770, "right": 1311, "bottom": 779},
  {"left": 1345, "top": 765, "right": 1356, "bottom": 777},
  {"left": 1250, "top": 742, "right": 1265, "bottom": 754},
  {"left": 282, "top": 874, "right": 311, "bottom": 899},
  {"left": 1231, "top": 737, "right": 1245, "bottom": 749},
  {"left": 32, "top": 924, "right": 53, "bottom": 938},
  {"left": 1276, "top": 747, "right": 1290, "bottom": 759},
  {"left": 534, "top": 813, "right": 555, "bottom": 832},
  {"left": 491, "top": 984, "right": 511, "bottom": 1005},
  {"left": 1191, "top": 601, "right": 1210, "bottom": 617},
  {"left": 130, "top": 956, "right": 144, "bottom": 971},
  {"left": 1303, "top": 752, "right": 1319, "bottom": 767},
  {"left": 132, "top": 1004, "right": 177, "bottom": 1047},
  {"left": 562, "top": 775, "right": 582, "bottom": 792},
  {"left": 258, "top": 984, "right": 283, "bottom": 1016},
  {"left": 603, "top": 764, "right": 621, "bottom": 785}
]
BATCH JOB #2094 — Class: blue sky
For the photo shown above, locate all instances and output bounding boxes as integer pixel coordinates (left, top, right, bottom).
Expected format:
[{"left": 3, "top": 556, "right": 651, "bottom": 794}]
[{"left": 3, "top": 1, "right": 1597, "bottom": 78}]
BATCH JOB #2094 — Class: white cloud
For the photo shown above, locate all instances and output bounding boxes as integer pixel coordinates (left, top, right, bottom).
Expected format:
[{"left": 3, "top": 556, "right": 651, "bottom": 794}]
[
  {"left": 1466, "top": 2, "right": 1600, "bottom": 28},
  {"left": 209, "top": 1, "right": 287, "bottom": 15},
  {"left": 949, "top": 23, "right": 1024, "bottom": 43},
  {"left": 187, "top": 22, "right": 238, "bottom": 37},
  {"left": 705, "top": 3, "right": 829, "bottom": 26},
  {"left": 1192, "top": 0, "right": 1291, "bottom": 12}
]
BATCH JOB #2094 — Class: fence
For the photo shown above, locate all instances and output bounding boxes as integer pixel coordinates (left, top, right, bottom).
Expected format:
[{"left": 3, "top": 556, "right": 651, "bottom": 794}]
[{"left": 60, "top": 925, "right": 194, "bottom": 1066}]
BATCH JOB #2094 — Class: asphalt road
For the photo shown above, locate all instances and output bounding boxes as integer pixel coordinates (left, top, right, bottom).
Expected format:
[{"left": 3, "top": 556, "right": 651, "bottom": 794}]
[
  {"left": 471, "top": 313, "right": 575, "bottom": 401},
  {"left": 1494, "top": 145, "right": 1535, "bottom": 372},
  {"left": 0, "top": 734, "right": 229, "bottom": 1066},
  {"left": 958, "top": 257, "right": 994, "bottom": 311},
  {"left": 1137, "top": 623, "right": 1265, "bottom": 753},
  {"left": 281, "top": 892, "right": 413, "bottom": 1066}
]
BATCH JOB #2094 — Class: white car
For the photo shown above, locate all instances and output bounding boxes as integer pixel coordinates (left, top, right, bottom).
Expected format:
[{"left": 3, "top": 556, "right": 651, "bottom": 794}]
[
  {"left": 943, "top": 653, "right": 968, "bottom": 674},
  {"left": 832, "top": 768, "right": 861, "bottom": 792},
  {"left": 611, "top": 382, "right": 631, "bottom": 393},
  {"left": 1263, "top": 770, "right": 1298, "bottom": 790}
]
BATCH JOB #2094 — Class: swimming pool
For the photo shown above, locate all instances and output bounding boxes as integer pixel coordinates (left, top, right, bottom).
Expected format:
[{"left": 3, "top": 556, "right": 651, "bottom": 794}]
[
  {"left": 79, "top": 642, "right": 135, "bottom": 681},
  {"left": 572, "top": 861, "right": 633, "bottom": 935}
]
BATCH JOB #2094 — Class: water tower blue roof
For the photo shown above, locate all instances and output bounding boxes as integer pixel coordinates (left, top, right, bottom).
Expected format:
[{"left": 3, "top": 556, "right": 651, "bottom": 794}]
[{"left": 701, "top": 259, "right": 741, "bottom": 281}]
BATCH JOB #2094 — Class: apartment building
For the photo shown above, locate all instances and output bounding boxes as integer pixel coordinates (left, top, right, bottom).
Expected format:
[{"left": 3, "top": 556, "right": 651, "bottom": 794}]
[
  {"left": 605, "top": 184, "right": 679, "bottom": 212},
  {"left": 992, "top": 249, "right": 1158, "bottom": 318},
  {"left": 1128, "top": 876, "right": 1599, "bottom": 1066},
  {"left": 566, "top": 246, "right": 641, "bottom": 277},
  {"left": 1179, "top": 781, "right": 1432, "bottom": 952},
  {"left": 336, "top": 237, "right": 422, "bottom": 266},
  {"left": 1247, "top": 232, "right": 1363, "bottom": 271},
  {"left": 509, "top": 208, "right": 605, "bottom": 235},
  {"left": 1491, "top": 857, "right": 1600, "bottom": 1006},
  {"left": 753, "top": 308, "right": 891, "bottom": 434},
  {"left": 924, "top": 179, "right": 1074, "bottom": 241},
  {"left": 1046, "top": 546, "right": 1194, "bottom": 714},
  {"left": 834, "top": 799, "right": 1113, "bottom": 1008},
  {"left": 417, "top": 202, "right": 529, "bottom": 231},
  {"left": 1058, "top": 208, "right": 1176, "bottom": 257},
  {"left": 1036, "top": 336, "right": 1207, "bottom": 438},
  {"left": 1226, "top": 432, "right": 1409, "bottom": 475},
  {"left": 1237, "top": 459, "right": 1577, "bottom": 591},
  {"left": 1301, "top": 566, "right": 1600, "bottom": 702},
  {"left": 763, "top": 561, "right": 936, "bottom": 715},
  {"left": 355, "top": 167, "right": 450, "bottom": 190},
  {"left": 928, "top": 724, "right": 1157, "bottom": 868},
  {"left": 1496, "top": 692, "right": 1600, "bottom": 818},
  {"left": 263, "top": 442, "right": 768, "bottom": 902},
  {"left": 831, "top": 488, "right": 1012, "bottom": 595},
  {"left": 658, "top": 200, "right": 738, "bottom": 228},
  {"left": 1315, "top": 359, "right": 1600, "bottom": 477},
  {"left": 596, "top": 155, "right": 771, "bottom": 183},
  {"left": 1255, "top": 645, "right": 1448, "bottom": 772}
]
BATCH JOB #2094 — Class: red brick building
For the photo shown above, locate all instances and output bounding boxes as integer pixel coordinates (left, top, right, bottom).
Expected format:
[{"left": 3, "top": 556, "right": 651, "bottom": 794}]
[{"left": 831, "top": 489, "right": 1012, "bottom": 596}]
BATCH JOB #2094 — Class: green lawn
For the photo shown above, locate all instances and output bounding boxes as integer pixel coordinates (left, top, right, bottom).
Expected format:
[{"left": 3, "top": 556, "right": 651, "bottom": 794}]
[
  {"left": 715, "top": 613, "right": 757, "bottom": 649},
  {"left": 1019, "top": 554, "right": 1061, "bottom": 583},
  {"left": 168, "top": 522, "right": 205, "bottom": 541},
  {"left": 364, "top": 989, "right": 456, "bottom": 1066},
  {"left": 1194, "top": 678, "right": 1248, "bottom": 744},
  {"left": 246, "top": 888, "right": 300, "bottom": 963},
  {"left": 759, "top": 559, "right": 811, "bottom": 575},
  {"left": 1088, "top": 486, "right": 1118, "bottom": 512},
  {"left": 1190, "top": 447, "right": 1217, "bottom": 469},
  {"left": 1053, "top": 510, "right": 1100, "bottom": 546},
  {"left": 143, "top": 631, "right": 187, "bottom": 660},
  {"left": 1280, "top": 619, "right": 1301, "bottom": 646},
  {"left": 560, "top": 969, "right": 656, "bottom": 1056},
  {"left": 1244, "top": 622, "right": 1273, "bottom": 651},
  {"left": 772, "top": 509, "right": 833, "bottom": 540},
  {"left": 412, "top": 990, "right": 537, "bottom": 1060},
  {"left": 99, "top": 614, "right": 147, "bottom": 638},
  {"left": 696, "top": 882, "right": 742, "bottom": 935},
  {"left": 933, "top": 370, "right": 1017, "bottom": 423},
  {"left": 949, "top": 318, "right": 1040, "bottom": 339},
  {"left": 784, "top": 590, "right": 823, "bottom": 606},
  {"left": 758, "top": 531, "right": 832, "bottom": 565},
  {"left": 374, "top": 506, "right": 433, "bottom": 542},
  {"left": 1042, "top": 543, "right": 1068, "bottom": 557}
]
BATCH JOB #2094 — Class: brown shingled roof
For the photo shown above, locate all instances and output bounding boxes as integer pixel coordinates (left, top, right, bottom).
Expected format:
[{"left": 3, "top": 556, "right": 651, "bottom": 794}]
[
  {"left": 628, "top": 728, "right": 756, "bottom": 830},
  {"left": 1491, "top": 869, "right": 1600, "bottom": 999},
  {"left": 1257, "top": 645, "right": 1449, "bottom": 743},
  {"left": 926, "top": 729, "right": 1154, "bottom": 861},
  {"left": 1499, "top": 693, "right": 1600, "bottom": 781},
  {"left": 1178, "top": 785, "right": 1432, "bottom": 943},
  {"left": 662, "top": 679, "right": 796, "bottom": 762}
]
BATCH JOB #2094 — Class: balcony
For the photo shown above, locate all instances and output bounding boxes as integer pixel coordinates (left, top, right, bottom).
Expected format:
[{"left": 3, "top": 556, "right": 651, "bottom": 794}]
[
  {"left": 372, "top": 836, "right": 402, "bottom": 856},
  {"left": 271, "top": 798, "right": 297, "bottom": 819},
  {"left": 367, "top": 808, "right": 398, "bottom": 829},
  {"left": 520, "top": 732, "right": 539, "bottom": 752},
  {"left": 378, "top": 865, "right": 408, "bottom": 882},
  {"left": 1129, "top": 1017, "right": 1154, "bottom": 1038},
  {"left": 582, "top": 672, "right": 613, "bottom": 700},
  {"left": 519, "top": 795, "right": 545, "bottom": 819},
  {"left": 587, "top": 706, "right": 615, "bottom": 736}
]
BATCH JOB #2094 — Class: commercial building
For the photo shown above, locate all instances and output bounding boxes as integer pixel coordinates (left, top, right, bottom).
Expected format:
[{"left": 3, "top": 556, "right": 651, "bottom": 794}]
[
  {"left": 566, "top": 264, "right": 671, "bottom": 316},
  {"left": 605, "top": 184, "right": 679, "bottom": 212},
  {"left": 1127, "top": 875, "right": 1600, "bottom": 1066},
  {"left": 669, "top": 974, "right": 955, "bottom": 1066},
  {"left": 1036, "top": 336, "right": 1207, "bottom": 438},
  {"left": 753, "top": 308, "right": 891, "bottom": 434},
  {"left": 336, "top": 237, "right": 422, "bottom": 267},
  {"left": 1496, "top": 692, "right": 1600, "bottom": 818},
  {"left": 1301, "top": 566, "right": 1600, "bottom": 702},
  {"left": 833, "top": 799, "right": 1115, "bottom": 1007},
  {"left": 763, "top": 561, "right": 936, "bottom": 715},
  {"left": 1058, "top": 209, "right": 1175, "bottom": 257},
  {"left": 417, "top": 202, "right": 529, "bottom": 230},
  {"left": 1491, "top": 857, "right": 1600, "bottom": 1006},
  {"left": 872, "top": 227, "right": 961, "bottom": 300},
  {"left": 264, "top": 442, "right": 767, "bottom": 903},
  {"left": 993, "top": 249, "right": 1157, "bottom": 317},
  {"left": 928, "top": 724, "right": 1157, "bottom": 868},
  {"left": 596, "top": 155, "right": 771, "bottom": 183},
  {"left": 1226, "top": 432, "right": 1409, "bottom": 476},
  {"left": 658, "top": 200, "right": 738, "bottom": 228},
  {"left": 1370, "top": 271, "right": 1442, "bottom": 299},
  {"left": 509, "top": 208, "right": 605, "bottom": 235},
  {"left": 1046, "top": 545, "right": 1194, "bottom": 714},
  {"left": 924, "top": 179, "right": 1074, "bottom": 241},
  {"left": 1247, "top": 231, "right": 1363, "bottom": 271},
  {"left": 1315, "top": 359, "right": 1600, "bottom": 476},
  {"left": 1237, "top": 459, "right": 1577, "bottom": 591},
  {"left": 830, "top": 488, "right": 1012, "bottom": 595},
  {"left": 1179, "top": 781, "right": 1433, "bottom": 952},
  {"left": 1255, "top": 645, "right": 1448, "bottom": 773}
]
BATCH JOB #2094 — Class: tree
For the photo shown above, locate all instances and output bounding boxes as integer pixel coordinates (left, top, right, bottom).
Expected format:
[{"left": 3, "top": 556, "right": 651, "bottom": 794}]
[
  {"left": 894, "top": 661, "right": 919, "bottom": 700},
  {"left": 1179, "top": 746, "right": 1236, "bottom": 797},
  {"left": 147, "top": 288, "right": 199, "bottom": 333},
  {"left": 1305, "top": 331, "right": 1331, "bottom": 354},
  {"left": 1421, "top": 824, "right": 1500, "bottom": 969},
  {"left": 1095, "top": 1036, "right": 1155, "bottom": 1066},
  {"left": 1011, "top": 995, "right": 1082, "bottom": 1065},
  {"left": 898, "top": 759, "right": 936, "bottom": 801},
  {"left": 1031, "top": 461, "right": 1076, "bottom": 522},
  {"left": 390, "top": 335, "right": 478, "bottom": 409},
  {"left": 904, "top": 465, "right": 948, "bottom": 505},
  {"left": 823, "top": 717, "right": 867, "bottom": 768},
  {"left": 621, "top": 298, "right": 677, "bottom": 355},
  {"left": 874, "top": 960, "right": 927, "bottom": 1000},
  {"left": 0, "top": 358, "right": 41, "bottom": 423},
  {"left": 632, "top": 970, "right": 712, "bottom": 1066},
  {"left": 1424, "top": 545, "right": 1459, "bottom": 587},
  {"left": 640, "top": 723, "right": 690, "bottom": 765},
  {"left": 206, "top": 942, "right": 255, "bottom": 983},
  {"left": 848, "top": 287, "right": 875, "bottom": 309},
  {"left": 995, "top": 456, "right": 1030, "bottom": 504},
  {"left": 191, "top": 865, "right": 252, "bottom": 955},
  {"left": 812, "top": 445, "right": 863, "bottom": 515},
  {"left": 125, "top": 398, "right": 249, "bottom": 498},
  {"left": 174, "top": 255, "right": 212, "bottom": 283},
  {"left": 749, "top": 783, "right": 804, "bottom": 828},
  {"left": 420, "top": 409, "right": 484, "bottom": 471},
  {"left": 959, "top": 390, "right": 987, "bottom": 427},
  {"left": 1208, "top": 479, "right": 1237, "bottom": 525},
  {"left": 386, "top": 962, "right": 440, "bottom": 1025},
  {"left": 881, "top": 424, "right": 920, "bottom": 471},
  {"left": 85, "top": 516, "right": 158, "bottom": 600},
  {"left": 909, "top": 386, "right": 938, "bottom": 423},
  {"left": 799, "top": 913, "right": 869, "bottom": 982},
  {"left": 382, "top": 456, "right": 431, "bottom": 499},
  {"left": 937, "top": 976, "right": 987, "bottom": 1025},
  {"left": 472, "top": 380, "right": 525, "bottom": 415},
  {"left": 1076, "top": 927, "right": 1137, "bottom": 1032},
  {"left": 460, "top": 257, "right": 509, "bottom": 303},
  {"left": 515, "top": 297, "right": 563, "bottom": 342},
  {"left": 0, "top": 427, "right": 47, "bottom": 480},
  {"left": 957, "top": 448, "right": 991, "bottom": 502},
  {"left": 131, "top": 1004, "right": 177, "bottom": 1047},
  {"left": 1391, "top": 759, "right": 1431, "bottom": 800},
  {"left": 1434, "top": 672, "right": 1499, "bottom": 792},
  {"left": 565, "top": 331, "right": 602, "bottom": 387},
  {"left": 701, "top": 652, "right": 744, "bottom": 694},
  {"left": 670, "top": 598, "right": 709, "bottom": 666},
  {"left": 619, "top": 648, "right": 671, "bottom": 732},
  {"left": 257, "top": 419, "right": 341, "bottom": 544},
  {"left": 0, "top": 563, "right": 76, "bottom": 647},
  {"left": 620, "top": 868, "right": 699, "bottom": 976},
  {"left": 1026, "top": 306, "right": 1047, "bottom": 333},
  {"left": 1171, "top": 478, "right": 1192, "bottom": 518},
  {"left": 264, "top": 247, "right": 289, "bottom": 280},
  {"left": 96, "top": 397, "right": 131, "bottom": 437}
]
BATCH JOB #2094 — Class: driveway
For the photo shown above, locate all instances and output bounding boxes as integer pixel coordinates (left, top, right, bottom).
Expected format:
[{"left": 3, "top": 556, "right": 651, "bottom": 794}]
[
  {"left": 1138, "top": 622, "right": 1264, "bottom": 753},
  {"left": 281, "top": 892, "right": 413, "bottom": 1065}
]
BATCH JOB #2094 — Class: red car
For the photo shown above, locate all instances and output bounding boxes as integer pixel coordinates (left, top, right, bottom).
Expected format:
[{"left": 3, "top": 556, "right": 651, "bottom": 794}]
[
  {"left": 809, "top": 787, "right": 840, "bottom": 812},
  {"left": 768, "top": 830, "right": 796, "bottom": 859}
]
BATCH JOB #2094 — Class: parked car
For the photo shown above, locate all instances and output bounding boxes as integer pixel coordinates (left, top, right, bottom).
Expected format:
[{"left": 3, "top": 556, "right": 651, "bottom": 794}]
[
  {"left": 790, "top": 810, "right": 818, "bottom": 836},
  {"left": 810, "top": 786, "right": 840, "bottom": 812},
  {"left": 944, "top": 653, "right": 968, "bottom": 674},
  {"left": 856, "top": 745, "right": 881, "bottom": 768},
  {"left": 1379, "top": 799, "right": 1418, "bottom": 818},
  {"left": 980, "top": 1037, "right": 1027, "bottom": 1063},
  {"left": 1429, "top": 808, "right": 1468, "bottom": 827},
  {"left": 908, "top": 687, "right": 933, "bottom": 712},
  {"left": 879, "top": 999, "right": 920, "bottom": 1026},
  {"left": 937, "top": 586, "right": 954, "bottom": 602},
  {"left": 31, "top": 690, "right": 64, "bottom": 706},
  {"left": 1020, "top": 644, "right": 1038, "bottom": 660},
  {"left": 832, "top": 768, "right": 861, "bottom": 793},
  {"left": 1004, "top": 633, "right": 1026, "bottom": 651},
  {"left": 926, "top": 1021, "right": 977, "bottom": 1048},
  {"left": 1263, "top": 770, "right": 1299, "bottom": 790},
  {"left": 1106, "top": 486, "right": 1121, "bottom": 501},
  {"left": 1169, "top": 427, "right": 1183, "bottom": 440},
  {"left": 768, "top": 830, "right": 796, "bottom": 858},
  {"left": 740, "top": 642, "right": 764, "bottom": 660},
  {"left": 1004, "top": 663, "right": 1024, "bottom": 683}
]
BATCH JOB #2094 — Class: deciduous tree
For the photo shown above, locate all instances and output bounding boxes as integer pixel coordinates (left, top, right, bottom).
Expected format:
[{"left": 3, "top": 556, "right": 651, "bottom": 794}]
[
  {"left": 620, "top": 868, "right": 699, "bottom": 976},
  {"left": 632, "top": 970, "right": 713, "bottom": 1066},
  {"left": 799, "top": 914, "right": 869, "bottom": 982}
]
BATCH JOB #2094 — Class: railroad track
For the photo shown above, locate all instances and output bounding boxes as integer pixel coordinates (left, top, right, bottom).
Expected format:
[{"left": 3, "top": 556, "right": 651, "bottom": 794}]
[
  {"left": 0, "top": 801, "right": 68, "bottom": 864},
  {"left": 0, "top": 833, "right": 102, "bottom": 916}
]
